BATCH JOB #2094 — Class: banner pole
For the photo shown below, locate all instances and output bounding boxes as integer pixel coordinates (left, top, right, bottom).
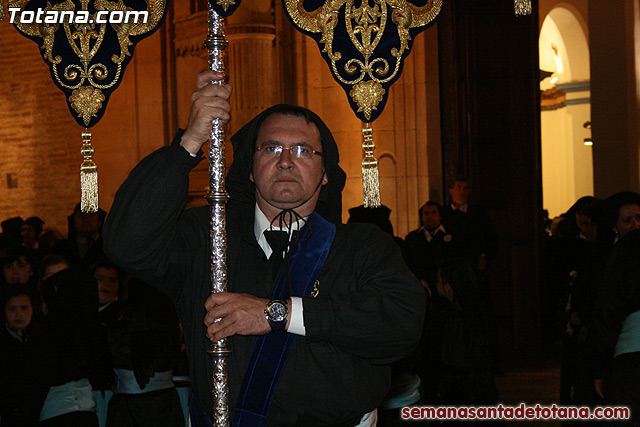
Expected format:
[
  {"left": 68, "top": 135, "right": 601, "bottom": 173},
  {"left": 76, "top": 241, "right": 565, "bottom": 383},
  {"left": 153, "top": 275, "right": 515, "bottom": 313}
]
[{"left": 204, "top": 5, "right": 231, "bottom": 427}]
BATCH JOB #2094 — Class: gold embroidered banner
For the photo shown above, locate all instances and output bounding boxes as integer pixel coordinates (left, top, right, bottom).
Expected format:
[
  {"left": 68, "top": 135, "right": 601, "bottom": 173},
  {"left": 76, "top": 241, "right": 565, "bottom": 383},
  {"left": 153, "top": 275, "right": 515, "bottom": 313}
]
[
  {"left": 282, "top": 0, "right": 443, "bottom": 207},
  {"left": 10, "top": 0, "right": 168, "bottom": 128},
  {"left": 282, "top": 0, "right": 443, "bottom": 123},
  {"left": 209, "top": 0, "right": 241, "bottom": 16},
  {"left": 10, "top": 0, "right": 169, "bottom": 211}
]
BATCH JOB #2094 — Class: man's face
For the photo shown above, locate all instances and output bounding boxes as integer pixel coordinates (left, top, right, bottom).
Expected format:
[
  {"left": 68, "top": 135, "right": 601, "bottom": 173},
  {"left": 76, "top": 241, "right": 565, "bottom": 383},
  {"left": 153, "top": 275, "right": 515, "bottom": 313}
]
[
  {"left": 421, "top": 205, "right": 442, "bottom": 229},
  {"left": 576, "top": 213, "right": 598, "bottom": 242},
  {"left": 74, "top": 210, "right": 101, "bottom": 237},
  {"left": 250, "top": 114, "right": 328, "bottom": 219},
  {"left": 449, "top": 181, "right": 470, "bottom": 207},
  {"left": 5, "top": 295, "right": 32, "bottom": 332},
  {"left": 3, "top": 256, "right": 32, "bottom": 284},
  {"left": 615, "top": 203, "right": 640, "bottom": 237},
  {"left": 21, "top": 224, "right": 37, "bottom": 246},
  {"left": 95, "top": 267, "right": 119, "bottom": 306}
]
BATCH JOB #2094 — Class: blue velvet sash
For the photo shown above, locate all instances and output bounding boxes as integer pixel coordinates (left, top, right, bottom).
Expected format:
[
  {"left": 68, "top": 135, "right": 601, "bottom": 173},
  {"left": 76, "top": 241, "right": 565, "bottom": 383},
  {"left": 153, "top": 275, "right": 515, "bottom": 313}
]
[{"left": 232, "top": 212, "right": 335, "bottom": 427}]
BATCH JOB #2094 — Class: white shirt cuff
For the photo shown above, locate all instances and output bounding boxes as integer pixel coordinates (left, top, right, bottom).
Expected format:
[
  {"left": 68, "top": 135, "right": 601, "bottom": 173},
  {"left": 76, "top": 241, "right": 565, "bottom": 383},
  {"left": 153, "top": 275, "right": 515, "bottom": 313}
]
[{"left": 287, "top": 297, "right": 306, "bottom": 336}]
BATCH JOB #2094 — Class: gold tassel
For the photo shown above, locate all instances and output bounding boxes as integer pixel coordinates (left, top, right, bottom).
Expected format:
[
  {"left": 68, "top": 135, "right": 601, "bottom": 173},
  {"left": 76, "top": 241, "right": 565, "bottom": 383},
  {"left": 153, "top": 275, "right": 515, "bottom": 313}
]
[
  {"left": 514, "top": 0, "right": 532, "bottom": 16},
  {"left": 80, "top": 130, "right": 98, "bottom": 213},
  {"left": 361, "top": 124, "right": 381, "bottom": 208}
]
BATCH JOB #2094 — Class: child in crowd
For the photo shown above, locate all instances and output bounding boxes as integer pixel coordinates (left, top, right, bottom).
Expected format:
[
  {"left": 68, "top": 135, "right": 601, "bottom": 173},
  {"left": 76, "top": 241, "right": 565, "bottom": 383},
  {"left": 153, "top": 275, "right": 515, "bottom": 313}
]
[{"left": 0, "top": 285, "right": 48, "bottom": 426}]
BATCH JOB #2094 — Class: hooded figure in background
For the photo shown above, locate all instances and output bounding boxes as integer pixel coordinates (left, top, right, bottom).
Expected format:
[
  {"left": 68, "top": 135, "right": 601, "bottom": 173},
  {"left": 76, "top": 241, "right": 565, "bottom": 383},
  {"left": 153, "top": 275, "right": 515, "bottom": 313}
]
[
  {"left": 104, "top": 70, "right": 424, "bottom": 427},
  {"left": 51, "top": 204, "right": 107, "bottom": 275}
]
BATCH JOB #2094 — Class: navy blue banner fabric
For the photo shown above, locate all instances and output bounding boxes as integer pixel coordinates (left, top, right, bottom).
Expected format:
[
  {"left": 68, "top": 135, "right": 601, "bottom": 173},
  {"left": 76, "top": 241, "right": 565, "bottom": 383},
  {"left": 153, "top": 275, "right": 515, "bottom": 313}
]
[
  {"left": 208, "top": 0, "right": 242, "bottom": 17},
  {"left": 10, "top": 0, "right": 169, "bottom": 128},
  {"left": 282, "top": 0, "right": 443, "bottom": 123},
  {"left": 233, "top": 212, "right": 336, "bottom": 427}
]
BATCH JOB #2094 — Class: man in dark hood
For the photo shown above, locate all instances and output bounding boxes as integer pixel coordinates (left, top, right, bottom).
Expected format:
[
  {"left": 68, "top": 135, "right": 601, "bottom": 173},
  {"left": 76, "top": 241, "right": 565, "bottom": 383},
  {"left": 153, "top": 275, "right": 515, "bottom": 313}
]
[
  {"left": 104, "top": 70, "right": 424, "bottom": 426},
  {"left": 228, "top": 104, "right": 347, "bottom": 226}
]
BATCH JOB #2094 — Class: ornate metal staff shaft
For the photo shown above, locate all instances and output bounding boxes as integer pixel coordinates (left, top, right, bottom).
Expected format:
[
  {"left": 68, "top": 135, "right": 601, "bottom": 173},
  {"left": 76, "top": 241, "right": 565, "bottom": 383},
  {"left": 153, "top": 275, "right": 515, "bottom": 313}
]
[{"left": 204, "top": 5, "right": 231, "bottom": 427}]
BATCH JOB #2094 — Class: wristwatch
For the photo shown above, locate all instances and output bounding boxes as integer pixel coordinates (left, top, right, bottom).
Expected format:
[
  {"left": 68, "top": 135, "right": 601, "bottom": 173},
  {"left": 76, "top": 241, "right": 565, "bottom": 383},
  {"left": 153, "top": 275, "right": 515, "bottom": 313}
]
[{"left": 264, "top": 299, "right": 288, "bottom": 333}]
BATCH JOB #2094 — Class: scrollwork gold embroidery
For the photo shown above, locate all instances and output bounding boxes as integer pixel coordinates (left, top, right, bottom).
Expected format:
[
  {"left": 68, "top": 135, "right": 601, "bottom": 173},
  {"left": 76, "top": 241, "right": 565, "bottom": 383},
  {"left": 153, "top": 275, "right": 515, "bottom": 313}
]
[
  {"left": 69, "top": 86, "right": 105, "bottom": 126},
  {"left": 215, "top": 0, "right": 236, "bottom": 12},
  {"left": 350, "top": 80, "right": 385, "bottom": 121},
  {"left": 283, "top": 0, "right": 442, "bottom": 115},
  {"left": 8, "top": 0, "right": 166, "bottom": 90}
]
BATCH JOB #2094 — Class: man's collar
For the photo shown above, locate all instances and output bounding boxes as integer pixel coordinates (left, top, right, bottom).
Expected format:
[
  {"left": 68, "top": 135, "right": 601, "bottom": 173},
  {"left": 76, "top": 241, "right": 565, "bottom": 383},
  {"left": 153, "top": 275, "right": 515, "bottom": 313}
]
[
  {"left": 421, "top": 224, "right": 446, "bottom": 241},
  {"left": 254, "top": 205, "right": 307, "bottom": 258},
  {"left": 434, "top": 224, "right": 446, "bottom": 234},
  {"left": 254, "top": 204, "right": 273, "bottom": 244},
  {"left": 451, "top": 203, "right": 468, "bottom": 213}
]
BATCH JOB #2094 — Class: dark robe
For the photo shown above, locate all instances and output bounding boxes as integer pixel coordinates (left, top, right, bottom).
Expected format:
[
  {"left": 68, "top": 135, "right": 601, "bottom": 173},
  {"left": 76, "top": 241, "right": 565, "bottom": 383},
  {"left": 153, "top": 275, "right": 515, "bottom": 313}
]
[
  {"left": 591, "top": 230, "right": 640, "bottom": 425},
  {"left": 404, "top": 226, "right": 461, "bottom": 292},
  {"left": 40, "top": 269, "right": 112, "bottom": 397},
  {"left": 441, "top": 204, "right": 501, "bottom": 371},
  {"left": 100, "top": 281, "right": 184, "bottom": 427},
  {"left": 0, "top": 326, "right": 48, "bottom": 426},
  {"left": 441, "top": 204, "right": 498, "bottom": 264},
  {"left": 104, "top": 105, "right": 425, "bottom": 426},
  {"left": 50, "top": 235, "right": 105, "bottom": 276}
]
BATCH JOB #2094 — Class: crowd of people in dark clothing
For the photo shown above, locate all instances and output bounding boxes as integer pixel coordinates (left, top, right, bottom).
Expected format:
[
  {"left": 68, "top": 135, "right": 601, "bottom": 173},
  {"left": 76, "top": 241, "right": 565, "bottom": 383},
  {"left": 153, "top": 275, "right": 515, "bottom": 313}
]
[
  {"left": 0, "top": 205, "right": 186, "bottom": 426},
  {"left": 347, "top": 177, "right": 502, "bottom": 425},
  {"left": 2, "top": 179, "right": 640, "bottom": 426},
  {"left": 543, "top": 191, "right": 640, "bottom": 424},
  {"left": 346, "top": 181, "right": 640, "bottom": 425}
]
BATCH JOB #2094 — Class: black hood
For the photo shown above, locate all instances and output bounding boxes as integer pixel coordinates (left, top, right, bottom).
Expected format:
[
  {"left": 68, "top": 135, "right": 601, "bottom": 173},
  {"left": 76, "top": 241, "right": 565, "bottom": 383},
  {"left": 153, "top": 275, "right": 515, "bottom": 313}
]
[
  {"left": 226, "top": 104, "right": 346, "bottom": 225},
  {"left": 66, "top": 203, "right": 107, "bottom": 240}
]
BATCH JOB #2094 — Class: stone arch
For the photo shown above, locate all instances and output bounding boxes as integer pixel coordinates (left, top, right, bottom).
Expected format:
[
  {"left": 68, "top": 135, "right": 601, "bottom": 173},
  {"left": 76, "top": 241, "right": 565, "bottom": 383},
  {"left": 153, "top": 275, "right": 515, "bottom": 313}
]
[{"left": 539, "top": 6, "right": 592, "bottom": 217}]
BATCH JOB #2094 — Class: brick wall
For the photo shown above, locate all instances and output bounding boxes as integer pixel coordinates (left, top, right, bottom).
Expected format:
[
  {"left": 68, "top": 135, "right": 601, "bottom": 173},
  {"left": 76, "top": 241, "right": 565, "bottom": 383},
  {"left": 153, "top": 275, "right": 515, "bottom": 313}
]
[
  {"left": 1, "top": 4, "right": 442, "bottom": 241},
  {"left": 0, "top": 21, "right": 81, "bottom": 236}
]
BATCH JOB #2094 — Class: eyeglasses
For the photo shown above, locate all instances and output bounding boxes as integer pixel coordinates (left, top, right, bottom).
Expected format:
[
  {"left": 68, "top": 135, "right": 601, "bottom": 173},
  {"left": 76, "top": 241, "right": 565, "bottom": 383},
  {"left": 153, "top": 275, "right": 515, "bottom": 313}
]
[{"left": 255, "top": 143, "right": 323, "bottom": 159}]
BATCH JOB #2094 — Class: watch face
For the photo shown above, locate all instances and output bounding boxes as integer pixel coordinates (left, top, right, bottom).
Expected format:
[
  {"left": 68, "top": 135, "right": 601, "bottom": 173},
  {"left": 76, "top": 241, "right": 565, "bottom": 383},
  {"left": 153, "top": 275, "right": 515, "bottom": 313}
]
[{"left": 269, "top": 302, "right": 287, "bottom": 322}]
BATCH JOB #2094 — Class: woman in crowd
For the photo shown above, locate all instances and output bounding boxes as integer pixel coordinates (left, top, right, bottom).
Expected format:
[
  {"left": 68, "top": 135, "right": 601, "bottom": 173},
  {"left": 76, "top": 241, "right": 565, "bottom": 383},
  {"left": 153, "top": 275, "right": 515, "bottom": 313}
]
[{"left": 0, "top": 285, "right": 48, "bottom": 426}]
